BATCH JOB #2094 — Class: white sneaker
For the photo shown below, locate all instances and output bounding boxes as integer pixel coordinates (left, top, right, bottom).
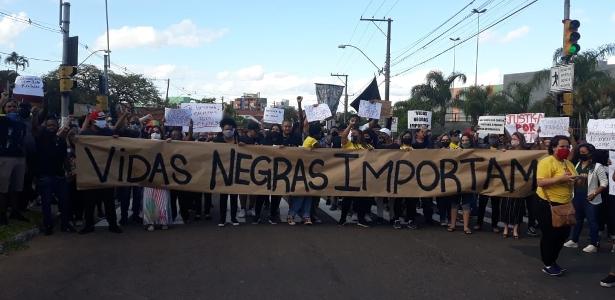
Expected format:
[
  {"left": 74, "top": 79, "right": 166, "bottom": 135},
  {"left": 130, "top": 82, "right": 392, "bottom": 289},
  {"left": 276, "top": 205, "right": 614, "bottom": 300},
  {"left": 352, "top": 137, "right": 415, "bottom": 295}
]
[
  {"left": 563, "top": 240, "right": 579, "bottom": 248},
  {"left": 238, "top": 209, "right": 246, "bottom": 218},
  {"left": 582, "top": 244, "right": 598, "bottom": 253},
  {"left": 146, "top": 225, "right": 154, "bottom": 232}
]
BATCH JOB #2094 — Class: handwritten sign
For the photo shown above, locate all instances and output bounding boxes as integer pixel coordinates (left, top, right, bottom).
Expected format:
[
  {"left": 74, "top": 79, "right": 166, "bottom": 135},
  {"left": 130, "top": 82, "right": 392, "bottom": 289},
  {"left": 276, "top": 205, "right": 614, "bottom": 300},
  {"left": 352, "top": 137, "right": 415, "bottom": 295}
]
[
  {"left": 407, "top": 110, "right": 432, "bottom": 129},
  {"left": 537, "top": 117, "right": 569, "bottom": 138},
  {"left": 164, "top": 108, "right": 192, "bottom": 127},
  {"left": 263, "top": 107, "right": 285, "bottom": 124},
  {"left": 478, "top": 116, "right": 505, "bottom": 135},
  {"left": 180, "top": 103, "right": 223, "bottom": 132},
  {"left": 358, "top": 100, "right": 382, "bottom": 120},
  {"left": 13, "top": 76, "right": 44, "bottom": 97},
  {"left": 505, "top": 113, "right": 544, "bottom": 143},
  {"left": 610, "top": 151, "right": 615, "bottom": 196},
  {"left": 586, "top": 119, "right": 615, "bottom": 150},
  {"left": 304, "top": 104, "right": 332, "bottom": 122},
  {"left": 391, "top": 117, "right": 398, "bottom": 133}
]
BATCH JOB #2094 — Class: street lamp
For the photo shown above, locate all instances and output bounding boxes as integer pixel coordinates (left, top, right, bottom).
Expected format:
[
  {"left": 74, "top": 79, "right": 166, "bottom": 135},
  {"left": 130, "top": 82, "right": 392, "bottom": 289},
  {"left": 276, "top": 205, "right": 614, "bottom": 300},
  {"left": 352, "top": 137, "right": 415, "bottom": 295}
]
[
  {"left": 449, "top": 37, "right": 460, "bottom": 77},
  {"left": 338, "top": 44, "right": 382, "bottom": 74},
  {"left": 472, "top": 8, "right": 487, "bottom": 86}
]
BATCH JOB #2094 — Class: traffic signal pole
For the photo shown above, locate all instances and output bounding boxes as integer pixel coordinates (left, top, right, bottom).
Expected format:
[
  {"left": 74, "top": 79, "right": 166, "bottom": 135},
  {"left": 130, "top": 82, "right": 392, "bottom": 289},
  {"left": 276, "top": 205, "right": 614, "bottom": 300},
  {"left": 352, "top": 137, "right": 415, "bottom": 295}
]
[{"left": 60, "top": 1, "right": 70, "bottom": 124}]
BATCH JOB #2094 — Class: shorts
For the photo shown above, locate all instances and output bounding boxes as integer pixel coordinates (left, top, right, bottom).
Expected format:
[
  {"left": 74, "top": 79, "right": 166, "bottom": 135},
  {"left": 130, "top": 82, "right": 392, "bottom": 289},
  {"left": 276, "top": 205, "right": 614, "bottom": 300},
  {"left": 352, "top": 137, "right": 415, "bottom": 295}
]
[
  {"left": 451, "top": 193, "right": 474, "bottom": 211},
  {"left": 0, "top": 156, "right": 26, "bottom": 193}
]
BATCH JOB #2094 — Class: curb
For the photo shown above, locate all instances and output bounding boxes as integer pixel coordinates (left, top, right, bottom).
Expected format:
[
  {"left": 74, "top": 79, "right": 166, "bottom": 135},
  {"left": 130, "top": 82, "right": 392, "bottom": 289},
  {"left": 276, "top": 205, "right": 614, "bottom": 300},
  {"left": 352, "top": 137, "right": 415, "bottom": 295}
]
[{"left": 0, "top": 227, "right": 40, "bottom": 254}]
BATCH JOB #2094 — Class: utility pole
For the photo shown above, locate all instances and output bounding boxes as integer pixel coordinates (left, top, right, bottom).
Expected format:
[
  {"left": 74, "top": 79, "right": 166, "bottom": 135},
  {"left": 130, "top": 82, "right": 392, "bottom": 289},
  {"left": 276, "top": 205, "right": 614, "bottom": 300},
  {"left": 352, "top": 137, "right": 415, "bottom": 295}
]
[
  {"left": 472, "top": 8, "right": 487, "bottom": 86},
  {"left": 60, "top": 1, "right": 70, "bottom": 120},
  {"left": 331, "top": 73, "right": 348, "bottom": 123},
  {"left": 360, "top": 17, "right": 392, "bottom": 102},
  {"left": 104, "top": 0, "right": 112, "bottom": 118},
  {"left": 564, "top": 0, "right": 570, "bottom": 20},
  {"left": 165, "top": 78, "right": 170, "bottom": 103}
]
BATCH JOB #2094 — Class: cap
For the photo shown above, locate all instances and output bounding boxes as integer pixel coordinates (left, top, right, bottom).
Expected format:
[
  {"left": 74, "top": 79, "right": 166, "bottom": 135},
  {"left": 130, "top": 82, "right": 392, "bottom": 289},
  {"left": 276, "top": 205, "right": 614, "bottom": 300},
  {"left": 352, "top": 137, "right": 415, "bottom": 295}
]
[{"left": 379, "top": 128, "right": 391, "bottom": 136}]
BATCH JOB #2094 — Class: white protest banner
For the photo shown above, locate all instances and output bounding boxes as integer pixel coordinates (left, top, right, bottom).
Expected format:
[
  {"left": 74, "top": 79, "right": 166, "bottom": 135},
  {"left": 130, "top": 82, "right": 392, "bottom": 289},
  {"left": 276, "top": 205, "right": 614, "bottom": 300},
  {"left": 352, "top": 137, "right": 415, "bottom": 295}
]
[
  {"left": 586, "top": 119, "right": 615, "bottom": 150},
  {"left": 537, "top": 117, "right": 569, "bottom": 137},
  {"left": 13, "top": 76, "right": 44, "bottom": 97},
  {"left": 164, "top": 108, "right": 192, "bottom": 127},
  {"left": 478, "top": 116, "right": 505, "bottom": 135},
  {"left": 505, "top": 113, "right": 544, "bottom": 143},
  {"left": 609, "top": 151, "right": 615, "bottom": 196},
  {"left": 407, "top": 110, "right": 432, "bottom": 129},
  {"left": 358, "top": 100, "right": 382, "bottom": 120},
  {"left": 180, "top": 103, "right": 223, "bottom": 132},
  {"left": 304, "top": 104, "right": 332, "bottom": 122},
  {"left": 263, "top": 107, "right": 285, "bottom": 124},
  {"left": 391, "top": 117, "right": 398, "bottom": 133}
]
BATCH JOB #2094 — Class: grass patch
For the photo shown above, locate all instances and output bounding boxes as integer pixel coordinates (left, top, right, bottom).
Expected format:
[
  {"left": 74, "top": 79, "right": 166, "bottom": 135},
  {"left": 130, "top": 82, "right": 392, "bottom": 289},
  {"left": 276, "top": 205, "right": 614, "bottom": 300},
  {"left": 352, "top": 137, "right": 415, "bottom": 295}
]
[{"left": 0, "top": 210, "right": 43, "bottom": 243}]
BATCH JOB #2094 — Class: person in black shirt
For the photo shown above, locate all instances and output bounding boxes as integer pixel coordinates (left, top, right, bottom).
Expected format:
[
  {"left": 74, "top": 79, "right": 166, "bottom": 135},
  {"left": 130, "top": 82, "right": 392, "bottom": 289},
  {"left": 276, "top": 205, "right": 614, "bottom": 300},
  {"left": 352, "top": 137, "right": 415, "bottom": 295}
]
[
  {"left": 215, "top": 117, "right": 240, "bottom": 227},
  {"left": 35, "top": 117, "right": 75, "bottom": 235}
]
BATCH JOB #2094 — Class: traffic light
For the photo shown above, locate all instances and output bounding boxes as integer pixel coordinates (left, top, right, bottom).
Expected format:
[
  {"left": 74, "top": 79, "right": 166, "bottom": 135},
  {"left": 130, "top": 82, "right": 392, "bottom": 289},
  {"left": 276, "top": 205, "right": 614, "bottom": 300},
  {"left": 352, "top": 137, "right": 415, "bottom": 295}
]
[
  {"left": 58, "top": 65, "right": 77, "bottom": 93},
  {"left": 59, "top": 65, "right": 77, "bottom": 78},
  {"left": 563, "top": 19, "right": 580, "bottom": 57},
  {"left": 59, "top": 78, "right": 74, "bottom": 92},
  {"left": 562, "top": 92, "right": 573, "bottom": 116}
]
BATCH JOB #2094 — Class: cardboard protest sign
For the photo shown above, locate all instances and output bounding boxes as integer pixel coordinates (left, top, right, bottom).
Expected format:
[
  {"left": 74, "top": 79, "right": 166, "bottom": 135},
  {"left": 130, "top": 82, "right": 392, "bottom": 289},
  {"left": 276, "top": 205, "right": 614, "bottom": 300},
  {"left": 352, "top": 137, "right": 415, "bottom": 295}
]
[
  {"left": 304, "top": 104, "right": 332, "bottom": 122},
  {"left": 391, "top": 117, "right": 398, "bottom": 133},
  {"left": 537, "top": 117, "right": 569, "bottom": 138},
  {"left": 263, "top": 107, "right": 285, "bottom": 124},
  {"left": 13, "top": 76, "right": 44, "bottom": 97},
  {"left": 478, "top": 116, "right": 505, "bottom": 135},
  {"left": 164, "top": 108, "right": 192, "bottom": 127},
  {"left": 180, "top": 103, "right": 223, "bottom": 132},
  {"left": 505, "top": 113, "right": 544, "bottom": 143},
  {"left": 407, "top": 110, "right": 432, "bottom": 129},
  {"left": 610, "top": 151, "right": 615, "bottom": 196},
  {"left": 358, "top": 100, "right": 382, "bottom": 120},
  {"left": 586, "top": 119, "right": 615, "bottom": 150},
  {"left": 76, "top": 136, "right": 546, "bottom": 198}
]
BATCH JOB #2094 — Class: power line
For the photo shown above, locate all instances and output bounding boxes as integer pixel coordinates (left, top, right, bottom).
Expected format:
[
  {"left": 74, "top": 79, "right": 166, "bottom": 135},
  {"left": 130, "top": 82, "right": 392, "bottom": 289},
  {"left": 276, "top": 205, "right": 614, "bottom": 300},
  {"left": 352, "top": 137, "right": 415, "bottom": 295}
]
[
  {"left": 392, "top": 0, "right": 538, "bottom": 77},
  {"left": 0, "top": 10, "right": 62, "bottom": 34},
  {"left": 0, "top": 50, "right": 61, "bottom": 63}
]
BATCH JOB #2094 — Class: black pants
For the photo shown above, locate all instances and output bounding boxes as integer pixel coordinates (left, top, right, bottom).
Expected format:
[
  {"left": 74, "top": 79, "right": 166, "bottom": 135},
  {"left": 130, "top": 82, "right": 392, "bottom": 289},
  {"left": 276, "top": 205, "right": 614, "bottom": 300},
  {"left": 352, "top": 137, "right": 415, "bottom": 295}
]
[
  {"left": 436, "top": 196, "right": 453, "bottom": 221},
  {"left": 525, "top": 195, "right": 538, "bottom": 228},
  {"left": 170, "top": 191, "right": 200, "bottom": 221},
  {"left": 340, "top": 197, "right": 368, "bottom": 223},
  {"left": 421, "top": 198, "right": 434, "bottom": 223},
  {"left": 536, "top": 199, "right": 571, "bottom": 267},
  {"left": 68, "top": 179, "right": 84, "bottom": 221},
  {"left": 203, "top": 193, "right": 212, "bottom": 216},
  {"left": 393, "top": 198, "right": 414, "bottom": 221},
  {"left": 606, "top": 194, "right": 615, "bottom": 236},
  {"left": 84, "top": 188, "right": 117, "bottom": 229},
  {"left": 254, "top": 195, "right": 281, "bottom": 220},
  {"left": 220, "top": 194, "right": 238, "bottom": 223},
  {"left": 477, "top": 196, "right": 501, "bottom": 228}
]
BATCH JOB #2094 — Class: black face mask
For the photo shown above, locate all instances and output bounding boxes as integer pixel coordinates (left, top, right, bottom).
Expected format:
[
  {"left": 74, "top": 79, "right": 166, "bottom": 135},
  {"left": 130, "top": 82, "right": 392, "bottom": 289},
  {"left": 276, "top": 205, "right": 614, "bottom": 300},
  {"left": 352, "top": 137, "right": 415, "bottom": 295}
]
[
  {"left": 578, "top": 154, "right": 591, "bottom": 161},
  {"left": 401, "top": 137, "right": 412, "bottom": 145},
  {"left": 331, "top": 131, "right": 339, "bottom": 137},
  {"left": 350, "top": 136, "right": 358, "bottom": 143},
  {"left": 18, "top": 104, "right": 31, "bottom": 119},
  {"left": 441, "top": 141, "right": 450, "bottom": 147}
]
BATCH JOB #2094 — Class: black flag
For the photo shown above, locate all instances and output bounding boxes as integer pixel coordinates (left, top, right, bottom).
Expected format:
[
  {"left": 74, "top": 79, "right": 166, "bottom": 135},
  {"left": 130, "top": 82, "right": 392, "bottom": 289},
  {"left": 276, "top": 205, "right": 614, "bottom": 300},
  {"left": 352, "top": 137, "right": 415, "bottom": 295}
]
[{"left": 350, "top": 77, "right": 381, "bottom": 111}]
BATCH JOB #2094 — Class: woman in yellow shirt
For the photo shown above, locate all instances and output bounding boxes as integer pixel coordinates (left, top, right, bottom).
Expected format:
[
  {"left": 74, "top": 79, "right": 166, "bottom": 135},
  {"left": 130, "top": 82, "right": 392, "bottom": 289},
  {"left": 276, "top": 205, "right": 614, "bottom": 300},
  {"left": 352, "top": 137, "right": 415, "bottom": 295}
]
[{"left": 535, "top": 135, "right": 578, "bottom": 277}]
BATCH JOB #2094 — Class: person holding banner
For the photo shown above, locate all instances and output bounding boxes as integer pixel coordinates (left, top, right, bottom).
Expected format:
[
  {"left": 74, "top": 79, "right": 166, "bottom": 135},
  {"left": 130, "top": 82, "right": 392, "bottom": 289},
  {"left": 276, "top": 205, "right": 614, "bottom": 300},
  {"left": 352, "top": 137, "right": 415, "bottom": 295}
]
[
  {"left": 563, "top": 144, "right": 608, "bottom": 253},
  {"left": 141, "top": 132, "right": 173, "bottom": 231},
  {"left": 448, "top": 134, "right": 474, "bottom": 235},
  {"left": 535, "top": 135, "right": 578, "bottom": 276},
  {"left": 475, "top": 135, "right": 503, "bottom": 234},
  {"left": 392, "top": 130, "right": 419, "bottom": 230},
  {"left": 215, "top": 117, "right": 241, "bottom": 227},
  {"left": 410, "top": 127, "right": 435, "bottom": 227},
  {"left": 500, "top": 132, "right": 530, "bottom": 239}
]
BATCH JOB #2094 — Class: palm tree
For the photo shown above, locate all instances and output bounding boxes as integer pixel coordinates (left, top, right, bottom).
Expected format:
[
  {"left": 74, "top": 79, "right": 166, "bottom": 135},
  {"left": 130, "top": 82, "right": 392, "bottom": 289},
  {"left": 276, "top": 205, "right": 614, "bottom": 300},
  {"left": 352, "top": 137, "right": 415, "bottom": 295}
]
[
  {"left": 4, "top": 51, "right": 29, "bottom": 73},
  {"left": 411, "top": 71, "right": 467, "bottom": 128},
  {"left": 455, "top": 85, "right": 494, "bottom": 125}
]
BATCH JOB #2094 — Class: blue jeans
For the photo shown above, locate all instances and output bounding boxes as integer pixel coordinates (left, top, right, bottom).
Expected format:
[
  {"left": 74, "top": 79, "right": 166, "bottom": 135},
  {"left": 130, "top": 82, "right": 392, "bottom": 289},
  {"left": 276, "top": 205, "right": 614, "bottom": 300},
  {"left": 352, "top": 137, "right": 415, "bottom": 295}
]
[
  {"left": 38, "top": 176, "right": 70, "bottom": 228},
  {"left": 289, "top": 196, "right": 312, "bottom": 218},
  {"left": 571, "top": 196, "right": 600, "bottom": 245}
]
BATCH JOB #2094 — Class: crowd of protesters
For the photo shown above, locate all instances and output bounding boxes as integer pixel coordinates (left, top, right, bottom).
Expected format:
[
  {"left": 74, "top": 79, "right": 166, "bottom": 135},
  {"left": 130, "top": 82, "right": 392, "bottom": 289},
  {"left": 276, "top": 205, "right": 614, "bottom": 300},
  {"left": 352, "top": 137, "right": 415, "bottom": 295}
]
[{"left": 1, "top": 93, "right": 614, "bottom": 285}]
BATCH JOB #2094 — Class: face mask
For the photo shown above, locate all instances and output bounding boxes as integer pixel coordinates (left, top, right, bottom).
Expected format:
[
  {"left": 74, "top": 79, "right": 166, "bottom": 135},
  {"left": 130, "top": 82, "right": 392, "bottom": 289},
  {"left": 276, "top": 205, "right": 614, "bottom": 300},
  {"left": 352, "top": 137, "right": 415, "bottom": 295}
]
[
  {"left": 441, "top": 141, "right": 450, "bottom": 147},
  {"left": 331, "top": 131, "right": 338, "bottom": 137},
  {"left": 555, "top": 147, "right": 570, "bottom": 160},
  {"left": 401, "top": 137, "right": 412, "bottom": 145},
  {"left": 94, "top": 120, "right": 107, "bottom": 128},
  {"left": 18, "top": 105, "right": 30, "bottom": 119},
  {"left": 461, "top": 142, "right": 471, "bottom": 148},
  {"left": 150, "top": 133, "right": 161, "bottom": 140},
  {"left": 511, "top": 140, "right": 520, "bottom": 147},
  {"left": 350, "top": 136, "right": 358, "bottom": 143},
  {"left": 223, "top": 129, "right": 235, "bottom": 139},
  {"left": 578, "top": 154, "right": 591, "bottom": 161}
]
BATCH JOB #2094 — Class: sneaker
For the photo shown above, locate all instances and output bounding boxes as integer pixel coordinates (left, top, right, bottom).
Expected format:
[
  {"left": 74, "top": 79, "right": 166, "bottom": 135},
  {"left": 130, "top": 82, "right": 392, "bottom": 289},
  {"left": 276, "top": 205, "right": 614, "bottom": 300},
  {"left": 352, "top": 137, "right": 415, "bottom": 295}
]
[
  {"left": 146, "top": 225, "right": 155, "bottom": 231},
  {"left": 553, "top": 263, "right": 567, "bottom": 273},
  {"left": 440, "top": 219, "right": 448, "bottom": 227},
  {"left": 393, "top": 220, "right": 402, "bottom": 229},
  {"left": 407, "top": 220, "right": 418, "bottom": 230},
  {"left": 337, "top": 218, "right": 347, "bottom": 226},
  {"left": 287, "top": 216, "right": 296, "bottom": 226},
  {"left": 542, "top": 265, "right": 563, "bottom": 277},
  {"left": 563, "top": 240, "right": 579, "bottom": 248},
  {"left": 582, "top": 244, "right": 598, "bottom": 253},
  {"left": 304, "top": 218, "right": 313, "bottom": 225},
  {"left": 238, "top": 209, "right": 246, "bottom": 218},
  {"left": 313, "top": 216, "right": 323, "bottom": 224},
  {"left": 527, "top": 226, "right": 538, "bottom": 237},
  {"left": 231, "top": 219, "right": 240, "bottom": 226},
  {"left": 268, "top": 218, "right": 278, "bottom": 225},
  {"left": 600, "top": 274, "right": 615, "bottom": 287},
  {"left": 357, "top": 221, "right": 369, "bottom": 228},
  {"left": 218, "top": 222, "right": 225, "bottom": 227}
]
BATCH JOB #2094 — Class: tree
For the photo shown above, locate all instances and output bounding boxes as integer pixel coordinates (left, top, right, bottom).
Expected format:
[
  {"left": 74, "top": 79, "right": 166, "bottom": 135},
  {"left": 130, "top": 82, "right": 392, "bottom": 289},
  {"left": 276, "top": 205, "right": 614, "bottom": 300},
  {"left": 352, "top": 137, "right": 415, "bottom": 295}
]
[
  {"left": 108, "top": 72, "right": 163, "bottom": 109},
  {"left": 283, "top": 106, "right": 298, "bottom": 122},
  {"left": 4, "top": 51, "right": 29, "bottom": 73},
  {"left": 410, "top": 71, "right": 467, "bottom": 128},
  {"left": 198, "top": 97, "right": 216, "bottom": 103},
  {"left": 455, "top": 85, "right": 495, "bottom": 125}
]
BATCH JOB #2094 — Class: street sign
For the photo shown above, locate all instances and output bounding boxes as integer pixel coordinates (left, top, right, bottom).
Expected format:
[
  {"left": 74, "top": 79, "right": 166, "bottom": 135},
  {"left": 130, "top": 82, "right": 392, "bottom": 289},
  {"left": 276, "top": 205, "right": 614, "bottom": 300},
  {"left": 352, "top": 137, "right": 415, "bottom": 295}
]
[{"left": 550, "top": 64, "right": 574, "bottom": 92}]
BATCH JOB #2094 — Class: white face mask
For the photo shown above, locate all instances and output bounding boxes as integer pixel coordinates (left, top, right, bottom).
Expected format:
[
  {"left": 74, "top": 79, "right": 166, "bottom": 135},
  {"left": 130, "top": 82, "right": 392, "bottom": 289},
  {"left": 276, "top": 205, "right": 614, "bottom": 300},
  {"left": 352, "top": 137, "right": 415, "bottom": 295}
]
[
  {"left": 94, "top": 120, "right": 107, "bottom": 128},
  {"left": 151, "top": 133, "right": 161, "bottom": 140}
]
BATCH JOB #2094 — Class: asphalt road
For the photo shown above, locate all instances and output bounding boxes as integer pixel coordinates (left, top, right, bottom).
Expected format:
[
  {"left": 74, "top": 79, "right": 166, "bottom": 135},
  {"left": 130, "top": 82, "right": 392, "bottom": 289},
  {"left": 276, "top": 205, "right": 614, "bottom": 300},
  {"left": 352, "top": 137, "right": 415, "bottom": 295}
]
[{"left": 1, "top": 206, "right": 614, "bottom": 300}]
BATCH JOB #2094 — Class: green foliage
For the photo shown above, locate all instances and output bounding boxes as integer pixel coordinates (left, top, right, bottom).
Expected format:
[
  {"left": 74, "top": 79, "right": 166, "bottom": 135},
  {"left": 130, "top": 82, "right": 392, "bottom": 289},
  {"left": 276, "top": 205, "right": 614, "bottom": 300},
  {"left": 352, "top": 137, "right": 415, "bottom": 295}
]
[
  {"left": 410, "top": 71, "right": 467, "bottom": 128},
  {"left": 3, "top": 51, "right": 29, "bottom": 72}
]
